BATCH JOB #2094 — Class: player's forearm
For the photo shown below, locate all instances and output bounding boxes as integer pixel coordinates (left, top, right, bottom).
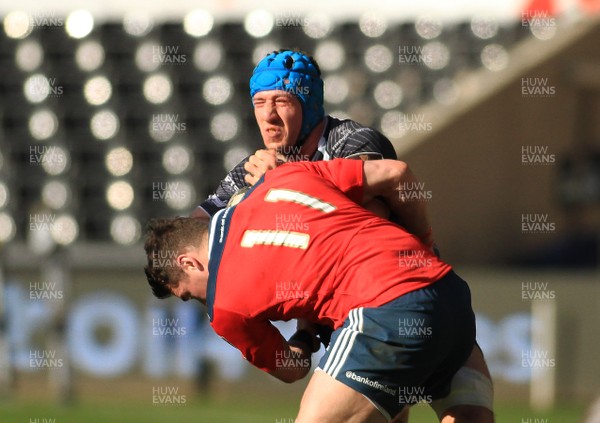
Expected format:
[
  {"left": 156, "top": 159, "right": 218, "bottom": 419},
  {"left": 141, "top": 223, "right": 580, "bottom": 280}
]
[
  {"left": 267, "top": 344, "right": 312, "bottom": 383},
  {"left": 389, "top": 186, "right": 432, "bottom": 243},
  {"left": 363, "top": 160, "right": 432, "bottom": 242},
  {"left": 385, "top": 164, "right": 432, "bottom": 242},
  {"left": 268, "top": 326, "right": 319, "bottom": 383}
]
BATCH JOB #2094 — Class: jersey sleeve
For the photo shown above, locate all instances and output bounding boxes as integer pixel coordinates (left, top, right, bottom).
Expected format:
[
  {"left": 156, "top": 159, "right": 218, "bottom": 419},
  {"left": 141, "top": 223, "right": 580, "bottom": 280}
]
[
  {"left": 195, "top": 157, "right": 251, "bottom": 216},
  {"left": 331, "top": 123, "right": 397, "bottom": 160},
  {"left": 211, "top": 308, "right": 288, "bottom": 373}
]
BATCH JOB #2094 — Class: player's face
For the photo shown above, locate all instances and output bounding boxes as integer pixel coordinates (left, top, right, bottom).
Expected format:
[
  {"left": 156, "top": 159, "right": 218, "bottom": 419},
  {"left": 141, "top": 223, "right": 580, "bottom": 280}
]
[
  {"left": 253, "top": 90, "right": 303, "bottom": 151},
  {"left": 170, "top": 275, "right": 204, "bottom": 303}
]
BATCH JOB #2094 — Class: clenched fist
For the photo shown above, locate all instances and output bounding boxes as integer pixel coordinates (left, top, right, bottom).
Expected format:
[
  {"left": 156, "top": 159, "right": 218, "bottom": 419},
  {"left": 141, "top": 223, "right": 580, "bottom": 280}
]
[{"left": 244, "top": 149, "right": 287, "bottom": 185}]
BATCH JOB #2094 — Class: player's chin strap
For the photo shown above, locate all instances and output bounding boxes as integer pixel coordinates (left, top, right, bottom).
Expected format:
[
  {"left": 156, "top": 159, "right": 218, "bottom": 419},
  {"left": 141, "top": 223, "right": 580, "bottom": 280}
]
[
  {"left": 293, "top": 130, "right": 311, "bottom": 148},
  {"left": 294, "top": 134, "right": 308, "bottom": 148}
]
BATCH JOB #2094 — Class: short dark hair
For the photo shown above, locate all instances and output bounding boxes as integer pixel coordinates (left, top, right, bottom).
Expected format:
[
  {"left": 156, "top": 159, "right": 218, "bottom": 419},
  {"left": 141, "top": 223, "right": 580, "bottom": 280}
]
[{"left": 143, "top": 217, "right": 209, "bottom": 299}]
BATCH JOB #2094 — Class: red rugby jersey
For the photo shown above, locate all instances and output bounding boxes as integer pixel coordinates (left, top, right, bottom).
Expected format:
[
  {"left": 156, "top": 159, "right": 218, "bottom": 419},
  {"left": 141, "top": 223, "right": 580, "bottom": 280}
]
[{"left": 206, "top": 159, "right": 452, "bottom": 372}]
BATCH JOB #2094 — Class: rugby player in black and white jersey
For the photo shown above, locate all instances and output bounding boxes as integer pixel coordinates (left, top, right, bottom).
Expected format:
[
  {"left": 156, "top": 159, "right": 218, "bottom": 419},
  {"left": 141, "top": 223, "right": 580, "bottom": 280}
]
[
  {"left": 190, "top": 49, "right": 494, "bottom": 422},
  {"left": 191, "top": 49, "right": 397, "bottom": 218}
]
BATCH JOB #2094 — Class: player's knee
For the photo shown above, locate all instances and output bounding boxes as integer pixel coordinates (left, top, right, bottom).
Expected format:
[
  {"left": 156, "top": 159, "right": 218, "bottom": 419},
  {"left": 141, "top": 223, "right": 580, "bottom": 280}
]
[{"left": 441, "top": 405, "right": 495, "bottom": 423}]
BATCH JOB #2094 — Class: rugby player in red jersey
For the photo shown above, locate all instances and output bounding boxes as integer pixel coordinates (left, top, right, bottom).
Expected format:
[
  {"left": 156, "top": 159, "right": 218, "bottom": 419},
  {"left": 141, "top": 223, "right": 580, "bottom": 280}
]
[{"left": 144, "top": 159, "right": 494, "bottom": 422}]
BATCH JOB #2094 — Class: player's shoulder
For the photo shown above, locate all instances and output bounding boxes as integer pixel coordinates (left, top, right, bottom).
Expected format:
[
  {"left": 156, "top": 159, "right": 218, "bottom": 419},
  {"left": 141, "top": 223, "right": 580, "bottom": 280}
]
[
  {"left": 324, "top": 115, "right": 396, "bottom": 159},
  {"left": 326, "top": 115, "right": 371, "bottom": 138}
]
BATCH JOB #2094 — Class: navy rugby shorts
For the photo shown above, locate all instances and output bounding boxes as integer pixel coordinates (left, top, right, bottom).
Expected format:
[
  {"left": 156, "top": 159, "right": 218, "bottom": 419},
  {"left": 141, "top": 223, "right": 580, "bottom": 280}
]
[{"left": 316, "top": 270, "right": 476, "bottom": 420}]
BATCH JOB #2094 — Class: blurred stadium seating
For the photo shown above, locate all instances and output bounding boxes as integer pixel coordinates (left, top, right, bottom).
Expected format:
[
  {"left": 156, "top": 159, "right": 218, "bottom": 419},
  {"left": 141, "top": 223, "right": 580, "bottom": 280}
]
[{"left": 0, "top": 13, "right": 533, "bottom": 245}]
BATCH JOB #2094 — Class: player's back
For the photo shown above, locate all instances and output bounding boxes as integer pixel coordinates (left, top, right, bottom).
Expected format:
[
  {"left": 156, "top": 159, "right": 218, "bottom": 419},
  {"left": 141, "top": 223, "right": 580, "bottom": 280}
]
[{"left": 207, "top": 160, "right": 451, "bottom": 329}]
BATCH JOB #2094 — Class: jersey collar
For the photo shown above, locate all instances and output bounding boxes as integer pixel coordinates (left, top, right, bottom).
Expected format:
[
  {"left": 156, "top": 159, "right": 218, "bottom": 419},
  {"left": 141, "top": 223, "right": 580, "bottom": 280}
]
[
  {"left": 206, "top": 207, "right": 231, "bottom": 321},
  {"left": 206, "top": 177, "right": 266, "bottom": 320}
]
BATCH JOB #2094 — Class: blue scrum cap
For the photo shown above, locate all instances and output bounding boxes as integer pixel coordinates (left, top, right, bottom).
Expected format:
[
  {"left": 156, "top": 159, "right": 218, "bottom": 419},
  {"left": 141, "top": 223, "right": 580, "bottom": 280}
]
[{"left": 249, "top": 50, "right": 324, "bottom": 142}]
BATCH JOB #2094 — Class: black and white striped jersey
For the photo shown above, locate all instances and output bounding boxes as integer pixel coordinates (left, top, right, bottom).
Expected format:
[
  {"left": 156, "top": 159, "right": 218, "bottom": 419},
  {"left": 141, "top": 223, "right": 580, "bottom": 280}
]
[{"left": 196, "top": 115, "right": 397, "bottom": 216}]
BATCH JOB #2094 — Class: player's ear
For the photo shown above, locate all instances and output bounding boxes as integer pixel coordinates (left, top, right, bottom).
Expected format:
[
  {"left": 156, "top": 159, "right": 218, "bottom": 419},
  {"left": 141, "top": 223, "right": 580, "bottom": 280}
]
[
  {"left": 177, "top": 254, "right": 198, "bottom": 271},
  {"left": 177, "top": 254, "right": 207, "bottom": 273}
]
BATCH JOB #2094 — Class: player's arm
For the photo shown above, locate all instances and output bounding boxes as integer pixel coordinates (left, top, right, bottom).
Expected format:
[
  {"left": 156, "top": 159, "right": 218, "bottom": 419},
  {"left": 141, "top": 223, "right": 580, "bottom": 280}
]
[
  {"left": 341, "top": 154, "right": 389, "bottom": 219},
  {"left": 190, "top": 158, "right": 251, "bottom": 218},
  {"left": 333, "top": 126, "right": 396, "bottom": 218},
  {"left": 362, "top": 160, "right": 433, "bottom": 247},
  {"left": 213, "top": 310, "right": 318, "bottom": 384},
  {"left": 270, "top": 331, "right": 320, "bottom": 383}
]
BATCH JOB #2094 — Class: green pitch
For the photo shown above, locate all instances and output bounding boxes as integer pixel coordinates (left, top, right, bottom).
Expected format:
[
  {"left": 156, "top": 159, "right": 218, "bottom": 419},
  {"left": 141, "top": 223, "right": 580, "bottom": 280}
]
[{"left": 2, "top": 399, "right": 585, "bottom": 423}]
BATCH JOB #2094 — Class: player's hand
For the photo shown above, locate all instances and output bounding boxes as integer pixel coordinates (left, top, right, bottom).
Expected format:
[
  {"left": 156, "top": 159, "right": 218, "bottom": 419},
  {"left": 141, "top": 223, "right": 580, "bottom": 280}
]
[
  {"left": 296, "top": 319, "right": 331, "bottom": 349},
  {"left": 244, "top": 149, "right": 286, "bottom": 185},
  {"left": 289, "top": 329, "right": 321, "bottom": 354},
  {"left": 296, "top": 318, "right": 316, "bottom": 333},
  {"left": 315, "top": 324, "right": 333, "bottom": 348},
  {"left": 292, "top": 319, "right": 321, "bottom": 353}
]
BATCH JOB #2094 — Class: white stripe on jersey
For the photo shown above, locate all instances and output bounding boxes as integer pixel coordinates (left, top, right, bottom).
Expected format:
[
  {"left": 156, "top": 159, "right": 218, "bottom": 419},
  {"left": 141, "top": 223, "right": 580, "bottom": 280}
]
[
  {"left": 240, "top": 230, "right": 310, "bottom": 249},
  {"left": 264, "top": 189, "right": 336, "bottom": 213}
]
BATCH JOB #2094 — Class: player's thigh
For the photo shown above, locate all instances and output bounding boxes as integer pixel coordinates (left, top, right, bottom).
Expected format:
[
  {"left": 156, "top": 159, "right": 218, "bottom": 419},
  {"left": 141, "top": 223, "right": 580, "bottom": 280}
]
[
  {"left": 296, "top": 370, "right": 386, "bottom": 423},
  {"left": 390, "top": 407, "right": 409, "bottom": 423},
  {"left": 437, "top": 345, "right": 495, "bottom": 423}
]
